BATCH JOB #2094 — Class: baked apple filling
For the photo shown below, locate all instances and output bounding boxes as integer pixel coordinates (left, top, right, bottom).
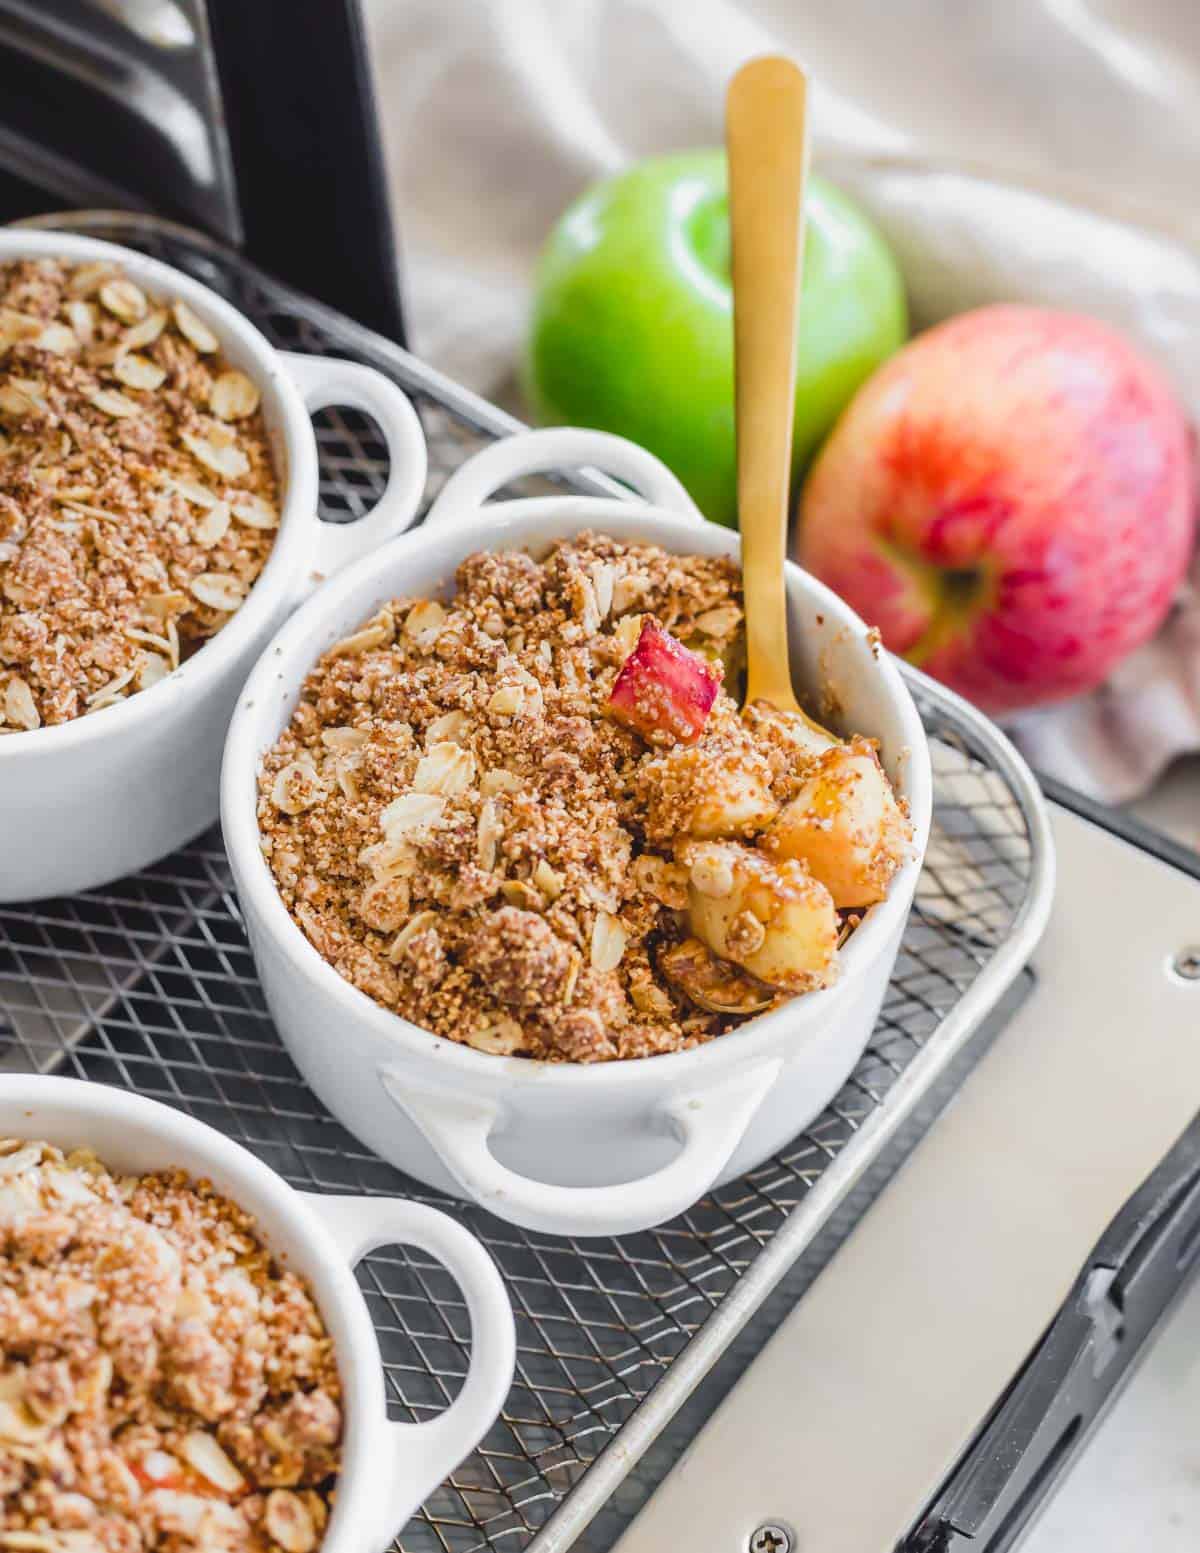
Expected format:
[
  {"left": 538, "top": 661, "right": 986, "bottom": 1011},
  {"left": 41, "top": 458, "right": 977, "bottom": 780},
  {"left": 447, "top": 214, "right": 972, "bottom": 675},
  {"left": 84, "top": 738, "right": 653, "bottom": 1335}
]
[{"left": 259, "top": 533, "right": 911, "bottom": 1062}]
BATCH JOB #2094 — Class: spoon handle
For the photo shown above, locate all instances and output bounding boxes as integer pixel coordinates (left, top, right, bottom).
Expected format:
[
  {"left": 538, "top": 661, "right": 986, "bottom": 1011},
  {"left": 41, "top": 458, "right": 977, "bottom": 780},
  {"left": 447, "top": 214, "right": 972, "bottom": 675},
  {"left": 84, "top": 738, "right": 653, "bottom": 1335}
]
[{"left": 726, "top": 55, "right": 809, "bottom": 711}]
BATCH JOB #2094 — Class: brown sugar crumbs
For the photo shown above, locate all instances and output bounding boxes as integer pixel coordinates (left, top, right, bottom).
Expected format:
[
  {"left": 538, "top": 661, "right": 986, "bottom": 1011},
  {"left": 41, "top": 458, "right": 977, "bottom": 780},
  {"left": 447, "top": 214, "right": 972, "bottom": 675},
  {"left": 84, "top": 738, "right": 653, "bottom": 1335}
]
[
  {"left": 0, "top": 1138, "right": 340, "bottom": 1552},
  {"left": 0, "top": 259, "right": 280, "bottom": 731},
  {"left": 258, "top": 533, "right": 911, "bottom": 1063}
]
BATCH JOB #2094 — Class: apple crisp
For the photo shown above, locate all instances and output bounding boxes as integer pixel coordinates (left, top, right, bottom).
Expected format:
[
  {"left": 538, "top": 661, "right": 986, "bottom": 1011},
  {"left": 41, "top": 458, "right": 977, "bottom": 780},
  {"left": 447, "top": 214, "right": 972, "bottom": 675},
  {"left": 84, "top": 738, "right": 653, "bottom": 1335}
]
[
  {"left": 0, "top": 1137, "right": 340, "bottom": 1553},
  {"left": 258, "top": 532, "right": 910, "bottom": 1062},
  {"left": 0, "top": 258, "right": 281, "bottom": 731}
]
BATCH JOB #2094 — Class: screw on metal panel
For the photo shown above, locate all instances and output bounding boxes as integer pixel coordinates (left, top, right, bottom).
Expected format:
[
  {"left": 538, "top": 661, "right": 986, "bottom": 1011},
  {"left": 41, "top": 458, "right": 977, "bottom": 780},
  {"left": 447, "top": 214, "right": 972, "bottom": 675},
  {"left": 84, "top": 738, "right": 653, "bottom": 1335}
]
[
  {"left": 1172, "top": 947, "right": 1200, "bottom": 982},
  {"left": 749, "top": 1526, "right": 792, "bottom": 1553}
]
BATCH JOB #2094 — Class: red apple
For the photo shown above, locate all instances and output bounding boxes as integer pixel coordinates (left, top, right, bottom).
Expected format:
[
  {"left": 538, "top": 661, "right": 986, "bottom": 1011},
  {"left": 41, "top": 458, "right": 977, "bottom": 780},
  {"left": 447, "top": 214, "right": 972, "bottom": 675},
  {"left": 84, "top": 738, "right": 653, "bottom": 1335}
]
[
  {"left": 796, "top": 304, "right": 1196, "bottom": 714},
  {"left": 608, "top": 619, "right": 721, "bottom": 743}
]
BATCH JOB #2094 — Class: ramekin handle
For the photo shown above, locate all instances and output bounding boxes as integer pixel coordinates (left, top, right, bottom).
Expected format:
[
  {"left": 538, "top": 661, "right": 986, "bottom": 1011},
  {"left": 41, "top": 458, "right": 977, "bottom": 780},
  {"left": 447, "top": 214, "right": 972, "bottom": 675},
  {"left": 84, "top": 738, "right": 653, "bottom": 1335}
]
[
  {"left": 377, "top": 1061, "right": 779, "bottom": 1239},
  {"left": 280, "top": 352, "right": 428, "bottom": 585},
  {"left": 300, "top": 1193, "right": 515, "bottom": 1548},
  {"left": 423, "top": 426, "right": 703, "bottom": 528}
]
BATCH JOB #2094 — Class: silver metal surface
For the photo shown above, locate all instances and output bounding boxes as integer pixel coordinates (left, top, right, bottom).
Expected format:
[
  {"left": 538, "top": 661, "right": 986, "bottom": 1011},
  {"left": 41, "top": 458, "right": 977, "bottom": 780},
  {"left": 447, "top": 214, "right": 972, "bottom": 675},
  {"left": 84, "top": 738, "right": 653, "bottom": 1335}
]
[
  {"left": 1171, "top": 946, "right": 1200, "bottom": 982},
  {"left": 749, "top": 1525, "right": 793, "bottom": 1552},
  {"left": 614, "top": 806, "right": 1200, "bottom": 1553},
  {"left": 0, "top": 213, "right": 1054, "bottom": 1553}
]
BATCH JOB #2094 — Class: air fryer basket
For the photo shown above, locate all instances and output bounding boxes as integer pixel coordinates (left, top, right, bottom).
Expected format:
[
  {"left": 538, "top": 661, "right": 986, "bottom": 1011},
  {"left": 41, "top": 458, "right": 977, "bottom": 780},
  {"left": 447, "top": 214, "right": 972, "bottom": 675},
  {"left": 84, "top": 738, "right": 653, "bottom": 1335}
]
[{"left": 0, "top": 213, "right": 1053, "bottom": 1552}]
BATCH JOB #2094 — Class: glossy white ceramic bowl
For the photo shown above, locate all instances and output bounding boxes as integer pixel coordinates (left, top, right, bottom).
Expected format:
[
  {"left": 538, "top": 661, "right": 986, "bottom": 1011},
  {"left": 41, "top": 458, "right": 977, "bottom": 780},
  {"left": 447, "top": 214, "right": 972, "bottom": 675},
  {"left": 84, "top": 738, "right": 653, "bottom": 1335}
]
[
  {"left": 222, "top": 428, "right": 932, "bottom": 1239},
  {"left": 0, "top": 232, "right": 427, "bottom": 902},
  {"left": 0, "top": 1075, "right": 515, "bottom": 1551}
]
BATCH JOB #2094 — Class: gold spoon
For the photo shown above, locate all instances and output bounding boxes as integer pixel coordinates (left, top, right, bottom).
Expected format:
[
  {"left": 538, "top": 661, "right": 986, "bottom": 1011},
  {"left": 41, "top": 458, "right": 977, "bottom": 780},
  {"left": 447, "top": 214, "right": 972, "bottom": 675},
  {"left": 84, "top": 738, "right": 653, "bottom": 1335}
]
[{"left": 726, "top": 55, "right": 830, "bottom": 739}]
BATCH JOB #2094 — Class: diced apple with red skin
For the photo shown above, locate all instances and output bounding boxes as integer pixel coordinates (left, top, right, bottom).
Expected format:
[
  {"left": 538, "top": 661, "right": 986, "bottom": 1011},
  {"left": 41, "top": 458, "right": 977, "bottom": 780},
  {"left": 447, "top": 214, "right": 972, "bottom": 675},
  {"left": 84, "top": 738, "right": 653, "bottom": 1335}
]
[{"left": 608, "top": 619, "right": 721, "bottom": 743}]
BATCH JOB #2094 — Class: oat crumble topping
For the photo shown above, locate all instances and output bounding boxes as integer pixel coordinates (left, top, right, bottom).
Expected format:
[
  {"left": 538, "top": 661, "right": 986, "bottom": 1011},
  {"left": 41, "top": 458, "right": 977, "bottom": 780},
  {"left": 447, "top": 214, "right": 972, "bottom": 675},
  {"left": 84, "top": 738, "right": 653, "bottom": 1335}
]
[
  {"left": 0, "top": 1138, "right": 340, "bottom": 1552},
  {"left": 258, "top": 533, "right": 911, "bottom": 1062},
  {"left": 0, "top": 259, "right": 280, "bottom": 731}
]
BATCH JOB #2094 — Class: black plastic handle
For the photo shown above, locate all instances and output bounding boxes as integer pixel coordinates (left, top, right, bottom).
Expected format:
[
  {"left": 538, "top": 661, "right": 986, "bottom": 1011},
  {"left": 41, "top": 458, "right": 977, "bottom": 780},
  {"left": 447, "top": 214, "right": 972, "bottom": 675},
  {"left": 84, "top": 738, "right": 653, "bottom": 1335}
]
[{"left": 907, "top": 1110, "right": 1200, "bottom": 1552}]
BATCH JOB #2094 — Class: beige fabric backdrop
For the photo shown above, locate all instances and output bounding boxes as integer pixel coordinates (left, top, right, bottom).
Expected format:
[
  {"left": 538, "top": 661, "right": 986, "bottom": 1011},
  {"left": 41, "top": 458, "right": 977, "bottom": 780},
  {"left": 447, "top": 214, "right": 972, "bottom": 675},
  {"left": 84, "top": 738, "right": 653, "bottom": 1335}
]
[{"left": 359, "top": 0, "right": 1200, "bottom": 802}]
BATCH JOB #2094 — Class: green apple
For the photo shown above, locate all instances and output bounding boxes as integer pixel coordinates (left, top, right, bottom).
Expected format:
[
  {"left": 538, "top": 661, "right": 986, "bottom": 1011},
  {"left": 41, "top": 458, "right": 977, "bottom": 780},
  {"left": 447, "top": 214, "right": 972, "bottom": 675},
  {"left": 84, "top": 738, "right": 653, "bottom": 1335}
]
[{"left": 524, "top": 150, "right": 908, "bottom": 527}]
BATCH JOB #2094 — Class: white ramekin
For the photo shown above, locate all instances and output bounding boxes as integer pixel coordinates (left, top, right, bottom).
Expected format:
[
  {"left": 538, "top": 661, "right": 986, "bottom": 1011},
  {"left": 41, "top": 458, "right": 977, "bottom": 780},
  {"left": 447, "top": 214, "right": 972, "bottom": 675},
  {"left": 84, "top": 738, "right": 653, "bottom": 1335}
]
[
  {"left": 0, "top": 1074, "right": 515, "bottom": 1551},
  {"left": 222, "top": 428, "right": 933, "bottom": 1240},
  {"left": 0, "top": 232, "right": 428, "bottom": 902}
]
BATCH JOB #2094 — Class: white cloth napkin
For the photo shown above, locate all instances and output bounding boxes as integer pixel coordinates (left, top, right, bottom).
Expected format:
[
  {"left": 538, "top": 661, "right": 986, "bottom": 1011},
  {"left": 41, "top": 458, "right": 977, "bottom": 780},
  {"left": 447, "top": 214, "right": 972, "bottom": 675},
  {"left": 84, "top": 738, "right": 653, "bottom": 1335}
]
[{"left": 361, "top": 0, "right": 1200, "bottom": 801}]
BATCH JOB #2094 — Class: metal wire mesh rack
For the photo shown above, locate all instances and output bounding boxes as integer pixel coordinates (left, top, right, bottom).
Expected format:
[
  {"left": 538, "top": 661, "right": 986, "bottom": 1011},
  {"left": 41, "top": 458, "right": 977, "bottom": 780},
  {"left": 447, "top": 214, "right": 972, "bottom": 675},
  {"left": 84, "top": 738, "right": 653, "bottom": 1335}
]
[{"left": 0, "top": 215, "right": 1054, "bottom": 1553}]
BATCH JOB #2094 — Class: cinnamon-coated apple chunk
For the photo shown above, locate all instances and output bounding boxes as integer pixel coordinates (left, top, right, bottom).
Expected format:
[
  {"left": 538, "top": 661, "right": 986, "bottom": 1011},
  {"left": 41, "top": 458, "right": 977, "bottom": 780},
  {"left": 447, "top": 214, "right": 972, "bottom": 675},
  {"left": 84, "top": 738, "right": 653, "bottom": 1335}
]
[
  {"left": 682, "top": 840, "right": 839, "bottom": 993},
  {"left": 743, "top": 699, "right": 837, "bottom": 762},
  {"left": 639, "top": 738, "right": 778, "bottom": 842},
  {"left": 658, "top": 936, "right": 775, "bottom": 1015},
  {"left": 764, "top": 737, "right": 909, "bottom": 909}
]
